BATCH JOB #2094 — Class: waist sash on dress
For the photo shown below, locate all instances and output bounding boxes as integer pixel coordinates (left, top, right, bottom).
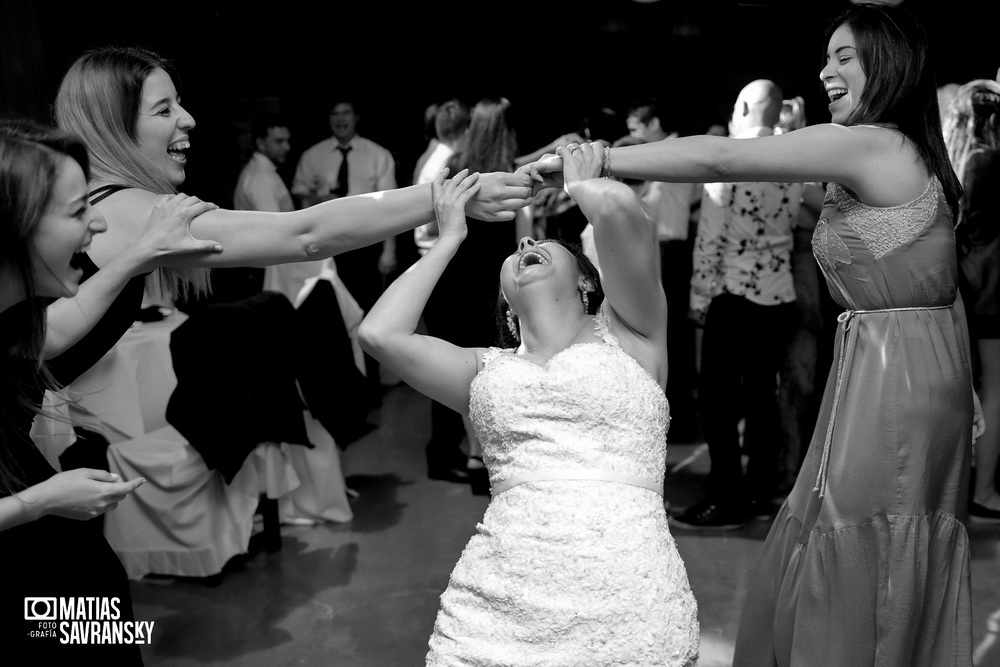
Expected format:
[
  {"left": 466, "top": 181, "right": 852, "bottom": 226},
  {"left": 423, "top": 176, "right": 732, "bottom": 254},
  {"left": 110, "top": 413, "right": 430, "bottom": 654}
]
[
  {"left": 811, "top": 304, "right": 953, "bottom": 500},
  {"left": 491, "top": 469, "right": 664, "bottom": 498}
]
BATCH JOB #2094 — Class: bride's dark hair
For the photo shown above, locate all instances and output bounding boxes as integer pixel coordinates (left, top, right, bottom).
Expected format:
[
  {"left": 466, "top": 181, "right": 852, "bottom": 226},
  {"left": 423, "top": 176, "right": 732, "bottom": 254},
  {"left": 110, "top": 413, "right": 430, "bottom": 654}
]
[{"left": 494, "top": 240, "right": 605, "bottom": 348}]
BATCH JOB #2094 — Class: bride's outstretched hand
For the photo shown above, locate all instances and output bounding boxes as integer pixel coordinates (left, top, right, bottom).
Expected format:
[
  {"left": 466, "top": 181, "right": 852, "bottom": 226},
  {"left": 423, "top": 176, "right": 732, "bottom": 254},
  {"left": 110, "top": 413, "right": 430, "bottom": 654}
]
[{"left": 433, "top": 168, "right": 481, "bottom": 242}]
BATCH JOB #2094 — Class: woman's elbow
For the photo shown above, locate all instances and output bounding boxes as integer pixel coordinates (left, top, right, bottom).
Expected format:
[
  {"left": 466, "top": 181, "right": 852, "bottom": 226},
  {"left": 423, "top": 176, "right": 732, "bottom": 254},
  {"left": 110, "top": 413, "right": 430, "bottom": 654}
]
[{"left": 357, "top": 319, "right": 382, "bottom": 356}]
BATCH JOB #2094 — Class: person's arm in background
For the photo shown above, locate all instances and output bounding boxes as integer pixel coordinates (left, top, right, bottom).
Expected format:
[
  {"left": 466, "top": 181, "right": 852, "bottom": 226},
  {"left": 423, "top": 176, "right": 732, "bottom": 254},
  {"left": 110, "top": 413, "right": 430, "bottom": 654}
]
[
  {"left": 291, "top": 147, "right": 330, "bottom": 209},
  {"left": 514, "top": 132, "right": 586, "bottom": 167},
  {"left": 378, "top": 149, "right": 399, "bottom": 276},
  {"left": 689, "top": 182, "right": 729, "bottom": 326}
]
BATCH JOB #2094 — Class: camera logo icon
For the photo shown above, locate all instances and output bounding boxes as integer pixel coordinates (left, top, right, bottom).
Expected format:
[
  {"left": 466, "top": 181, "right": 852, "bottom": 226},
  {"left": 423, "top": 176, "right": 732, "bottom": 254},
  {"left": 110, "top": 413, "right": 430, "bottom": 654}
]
[{"left": 24, "top": 598, "right": 57, "bottom": 621}]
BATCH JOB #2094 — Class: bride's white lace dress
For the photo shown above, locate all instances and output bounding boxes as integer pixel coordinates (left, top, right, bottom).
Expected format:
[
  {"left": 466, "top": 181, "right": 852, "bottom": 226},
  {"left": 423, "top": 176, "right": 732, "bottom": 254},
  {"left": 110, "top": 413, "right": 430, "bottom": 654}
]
[{"left": 426, "top": 307, "right": 699, "bottom": 666}]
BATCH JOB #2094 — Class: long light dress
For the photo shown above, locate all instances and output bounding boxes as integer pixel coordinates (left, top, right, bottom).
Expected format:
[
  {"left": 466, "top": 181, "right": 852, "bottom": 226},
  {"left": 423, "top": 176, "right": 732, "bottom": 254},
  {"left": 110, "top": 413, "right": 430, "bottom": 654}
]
[
  {"left": 734, "top": 177, "right": 974, "bottom": 666},
  {"left": 425, "top": 308, "right": 699, "bottom": 666}
]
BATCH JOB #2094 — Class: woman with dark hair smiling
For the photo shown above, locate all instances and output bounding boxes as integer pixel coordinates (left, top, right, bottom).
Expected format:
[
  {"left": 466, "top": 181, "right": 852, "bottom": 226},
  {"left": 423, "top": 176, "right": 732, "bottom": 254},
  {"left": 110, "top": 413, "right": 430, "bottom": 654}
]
[
  {"left": 0, "top": 119, "right": 219, "bottom": 662},
  {"left": 527, "top": 3, "right": 976, "bottom": 665}
]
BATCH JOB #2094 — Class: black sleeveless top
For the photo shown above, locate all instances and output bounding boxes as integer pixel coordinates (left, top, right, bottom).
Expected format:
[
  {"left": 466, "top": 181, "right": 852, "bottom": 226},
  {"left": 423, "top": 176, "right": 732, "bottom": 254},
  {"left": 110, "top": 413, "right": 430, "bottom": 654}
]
[
  {"left": 0, "top": 185, "right": 144, "bottom": 662},
  {"left": 45, "top": 186, "right": 149, "bottom": 386}
]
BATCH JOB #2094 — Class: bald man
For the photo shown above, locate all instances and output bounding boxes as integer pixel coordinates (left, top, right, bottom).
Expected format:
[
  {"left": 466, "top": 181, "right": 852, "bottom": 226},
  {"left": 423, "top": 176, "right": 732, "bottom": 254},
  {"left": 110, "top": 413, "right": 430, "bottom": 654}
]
[{"left": 673, "top": 79, "right": 805, "bottom": 530}]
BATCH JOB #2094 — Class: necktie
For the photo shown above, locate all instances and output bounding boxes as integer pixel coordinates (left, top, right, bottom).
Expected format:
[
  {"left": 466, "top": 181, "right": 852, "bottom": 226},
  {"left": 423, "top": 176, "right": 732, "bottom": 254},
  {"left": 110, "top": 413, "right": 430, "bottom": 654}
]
[{"left": 333, "top": 145, "right": 351, "bottom": 198}]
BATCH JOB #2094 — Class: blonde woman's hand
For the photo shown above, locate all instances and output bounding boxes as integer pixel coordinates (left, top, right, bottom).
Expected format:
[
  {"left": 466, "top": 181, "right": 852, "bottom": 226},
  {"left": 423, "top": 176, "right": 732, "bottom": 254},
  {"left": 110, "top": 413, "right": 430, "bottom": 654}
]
[
  {"left": 133, "top": 193, "right": 222, "bottom": 270},
  {"left": 37, "top": 469, "right": 144, "bottom": 521},
  {"left": 432, "top": 168, "right": 481, "bottom": 242},
  {"left": 518, "top": 154, "right": 564, "bottom": 197},
  {"left": 466, "top": 171, "right": 532, "bottom": 221}
]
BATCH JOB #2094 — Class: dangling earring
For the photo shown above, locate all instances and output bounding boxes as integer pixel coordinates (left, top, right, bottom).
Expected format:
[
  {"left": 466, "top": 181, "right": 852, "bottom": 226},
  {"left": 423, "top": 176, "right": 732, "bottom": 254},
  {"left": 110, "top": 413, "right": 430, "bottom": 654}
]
[
  {"left": 506, "top": 308, "right": 519, "bottom": 341},
  {"left": 580, "top": 288, "right": 590, "bottom": 314}
]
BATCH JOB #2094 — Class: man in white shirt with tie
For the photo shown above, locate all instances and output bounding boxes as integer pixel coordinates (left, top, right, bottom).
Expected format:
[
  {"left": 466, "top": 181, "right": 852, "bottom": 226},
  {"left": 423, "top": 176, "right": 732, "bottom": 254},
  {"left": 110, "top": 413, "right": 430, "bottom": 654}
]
[
  {"left": 292, "top": 100, "right": 397, "bottom": 311},
  {"left": 292, "top": 100, "right": 398, "bottom": 404}
]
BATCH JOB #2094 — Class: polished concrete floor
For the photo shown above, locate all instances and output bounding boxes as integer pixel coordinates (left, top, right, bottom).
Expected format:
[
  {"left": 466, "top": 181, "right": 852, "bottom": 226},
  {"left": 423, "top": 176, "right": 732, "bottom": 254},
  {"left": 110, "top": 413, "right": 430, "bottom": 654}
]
[{"left": 132, "top": 384, "right": 1000, "bottom": 666}]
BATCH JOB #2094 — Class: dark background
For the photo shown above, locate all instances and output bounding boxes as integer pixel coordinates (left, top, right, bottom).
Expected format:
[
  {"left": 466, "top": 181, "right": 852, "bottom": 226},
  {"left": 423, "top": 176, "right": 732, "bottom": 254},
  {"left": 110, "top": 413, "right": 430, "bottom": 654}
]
[{"left": 1, "top": 0, "right": 996, "bottom": 210}]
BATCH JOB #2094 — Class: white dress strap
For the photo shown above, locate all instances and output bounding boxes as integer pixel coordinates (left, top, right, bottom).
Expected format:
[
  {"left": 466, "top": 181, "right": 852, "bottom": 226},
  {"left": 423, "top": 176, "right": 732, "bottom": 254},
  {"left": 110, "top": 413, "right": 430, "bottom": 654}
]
[
  {"left": 593, "top": 305, "right": 619, "bottom": 347},
  {"left": 481, "top": 347, "right": 511, "bottom": 367}
]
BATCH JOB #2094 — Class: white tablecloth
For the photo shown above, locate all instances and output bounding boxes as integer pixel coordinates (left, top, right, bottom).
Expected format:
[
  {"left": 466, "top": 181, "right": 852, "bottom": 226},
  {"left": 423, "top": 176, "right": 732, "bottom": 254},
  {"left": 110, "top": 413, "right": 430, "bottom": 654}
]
[{"left": 31, "top": 309, "right": 354, "bottom": 580}]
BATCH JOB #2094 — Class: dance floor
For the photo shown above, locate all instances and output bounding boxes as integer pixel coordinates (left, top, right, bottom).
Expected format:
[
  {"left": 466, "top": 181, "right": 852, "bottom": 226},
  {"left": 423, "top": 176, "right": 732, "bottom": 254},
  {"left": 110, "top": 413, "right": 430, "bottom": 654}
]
[{"left": 132, "top": 383, "right": 1000, "bottom": 666}]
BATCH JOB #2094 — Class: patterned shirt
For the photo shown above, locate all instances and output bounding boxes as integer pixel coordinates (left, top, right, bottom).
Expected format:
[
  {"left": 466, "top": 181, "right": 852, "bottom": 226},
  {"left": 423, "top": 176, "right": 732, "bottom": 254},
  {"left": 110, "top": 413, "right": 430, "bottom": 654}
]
[{"left": 690, "top": 127, "right": 803, "bottom": 310}]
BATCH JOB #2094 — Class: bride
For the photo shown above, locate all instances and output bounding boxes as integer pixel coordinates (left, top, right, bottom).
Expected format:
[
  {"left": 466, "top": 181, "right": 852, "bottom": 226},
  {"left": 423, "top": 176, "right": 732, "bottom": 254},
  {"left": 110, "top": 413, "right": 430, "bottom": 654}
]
[{"left": 359, "top": 142, "right": 698, "bottom": 665}]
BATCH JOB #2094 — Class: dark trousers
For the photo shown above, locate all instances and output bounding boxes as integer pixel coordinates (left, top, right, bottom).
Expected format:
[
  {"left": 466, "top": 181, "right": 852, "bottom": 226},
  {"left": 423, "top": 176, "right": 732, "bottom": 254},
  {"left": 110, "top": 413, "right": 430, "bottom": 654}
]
[
  {"left": 699, "top": 292, "right": 795, "bottom": 506},
  {"left": 660, "top": 239, "right": 698, "bottom": 439},
  {"left": 336, "top": 244, "right": 385, "bottom": 400}
]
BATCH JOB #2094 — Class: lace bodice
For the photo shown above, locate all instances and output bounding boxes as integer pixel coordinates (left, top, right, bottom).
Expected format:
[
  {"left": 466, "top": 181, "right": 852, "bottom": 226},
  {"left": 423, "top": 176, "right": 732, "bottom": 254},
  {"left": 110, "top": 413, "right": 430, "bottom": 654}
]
[
  {"left": 427, "top": 307, "right": 698, "bottom": 666},
  {"left": 469, "top": 308, "right": 670, "bottom": 490},
  {"left": 810, "top": 177, "right": 958, "bottom": 311}
]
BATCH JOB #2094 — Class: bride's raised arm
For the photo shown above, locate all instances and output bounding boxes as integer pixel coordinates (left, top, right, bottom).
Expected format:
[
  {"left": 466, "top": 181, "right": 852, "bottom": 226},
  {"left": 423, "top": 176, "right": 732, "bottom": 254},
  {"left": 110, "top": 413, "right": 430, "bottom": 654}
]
[
  {"left": 555, "top": 144, "right": 666, "bottom": 342},
  {"left": 358, "top": 170, "right": 487, "bottom": 416}
]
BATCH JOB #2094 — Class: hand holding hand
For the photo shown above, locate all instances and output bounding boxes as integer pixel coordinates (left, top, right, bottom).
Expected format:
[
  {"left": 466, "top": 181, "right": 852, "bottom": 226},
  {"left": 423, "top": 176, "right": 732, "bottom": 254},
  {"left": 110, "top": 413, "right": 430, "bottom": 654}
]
[
  {"left": 39, "top": 468, "right": 144, "bottom": 521},
  {"left": 517, "top": 153, "right": 564, "bottom": 197},
  {"left": 134, "top": 193, "right": 222, "bottom": 270},
  {"left": 432, "top": 168, "right": 481, "bottom": 242},
  {"left": 557, "top": 141, "right": 604, "bottom": 190},
  {"left": 466, "top": 171, "right": 533, "bottom": 221}
]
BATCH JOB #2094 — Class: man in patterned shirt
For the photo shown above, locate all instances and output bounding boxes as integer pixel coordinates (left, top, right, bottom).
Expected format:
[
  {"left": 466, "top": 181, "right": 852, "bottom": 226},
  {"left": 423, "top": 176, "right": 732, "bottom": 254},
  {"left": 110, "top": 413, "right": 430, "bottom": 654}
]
[{"left": 673, "top": 80, "right": 805, "bottom": 530}]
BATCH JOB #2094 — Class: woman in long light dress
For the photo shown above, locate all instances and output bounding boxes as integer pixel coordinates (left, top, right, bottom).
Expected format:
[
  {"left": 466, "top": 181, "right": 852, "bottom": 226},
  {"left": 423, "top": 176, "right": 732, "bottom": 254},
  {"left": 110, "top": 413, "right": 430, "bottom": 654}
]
[
  {"left": 526, "top": 4, "right": 977, "bottom": 665},
  {"left": 359, "top": 144, "right": 698, "bottom": 666}
]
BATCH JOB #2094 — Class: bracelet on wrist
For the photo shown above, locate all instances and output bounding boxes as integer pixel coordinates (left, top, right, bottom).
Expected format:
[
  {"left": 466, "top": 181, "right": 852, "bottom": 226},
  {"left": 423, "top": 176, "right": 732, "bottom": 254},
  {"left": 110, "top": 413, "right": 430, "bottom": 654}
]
[{"left": 600, "top": 145, "right": 612, "bottom": 179}]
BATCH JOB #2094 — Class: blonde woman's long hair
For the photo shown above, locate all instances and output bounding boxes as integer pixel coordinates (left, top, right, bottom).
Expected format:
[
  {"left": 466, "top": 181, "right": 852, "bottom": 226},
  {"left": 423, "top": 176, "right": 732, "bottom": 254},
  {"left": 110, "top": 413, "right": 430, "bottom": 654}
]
[
  {"left": 943, "top": 79, "right": 1000, "bottom": 193},
  {"left": 54, "top": 46, "right": 210, "bottom": 298}
]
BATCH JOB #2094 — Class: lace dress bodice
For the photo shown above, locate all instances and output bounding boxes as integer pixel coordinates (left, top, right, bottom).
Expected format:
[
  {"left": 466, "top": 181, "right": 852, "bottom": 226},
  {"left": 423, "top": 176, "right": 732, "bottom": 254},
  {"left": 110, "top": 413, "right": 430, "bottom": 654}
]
[
  {"left": 426, "top": 308, "right": 699, "bottom": 667},
  {"left": 470, "top": 310, "right": 669, "bottom": 491}
]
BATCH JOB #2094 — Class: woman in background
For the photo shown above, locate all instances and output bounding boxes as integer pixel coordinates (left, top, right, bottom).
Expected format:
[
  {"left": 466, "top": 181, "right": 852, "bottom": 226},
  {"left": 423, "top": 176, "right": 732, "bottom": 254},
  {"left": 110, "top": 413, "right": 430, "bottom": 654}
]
[
  {"left": 423, "top": 97, "right": 532, "bottom": 494},
  {"left": 944, "top": 78, "right": 1000, "bottom": 520}
]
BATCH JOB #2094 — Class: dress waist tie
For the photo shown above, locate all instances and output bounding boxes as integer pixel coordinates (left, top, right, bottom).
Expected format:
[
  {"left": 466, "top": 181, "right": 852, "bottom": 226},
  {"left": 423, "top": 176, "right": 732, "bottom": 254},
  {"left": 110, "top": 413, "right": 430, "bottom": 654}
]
[
  {"left": 492, "top": 469, "right": 663, "bottom": 498},
  {"left": 812, "top": 304, "right": 953, "bottom": 499}
]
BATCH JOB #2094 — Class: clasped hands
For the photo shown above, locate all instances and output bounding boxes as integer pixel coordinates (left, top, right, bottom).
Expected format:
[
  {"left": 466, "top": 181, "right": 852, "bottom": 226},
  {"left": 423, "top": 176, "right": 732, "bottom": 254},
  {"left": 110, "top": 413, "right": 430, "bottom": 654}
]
[
  {"left": 435, "top": 140, "right": 606, "bottom": 221},
  {"left": 516, "top": 140, "right": 607, "bottom": 198}
]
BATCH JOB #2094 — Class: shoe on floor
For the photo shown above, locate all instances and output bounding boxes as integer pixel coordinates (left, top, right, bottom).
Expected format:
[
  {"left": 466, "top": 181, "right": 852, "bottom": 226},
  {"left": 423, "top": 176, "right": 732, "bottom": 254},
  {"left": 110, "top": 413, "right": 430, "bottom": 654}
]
[
  {"left": 748, "top": 497, "right": 778, "bottom": 521},
  {"left": 670, "top": 499, "right": 747, "bottom": 530},
  {"left": 428, "top": 465, "right": 470, "bottom": 484},
  {"left": 467, "top": 456, "right": 490, "bottom": 496}
]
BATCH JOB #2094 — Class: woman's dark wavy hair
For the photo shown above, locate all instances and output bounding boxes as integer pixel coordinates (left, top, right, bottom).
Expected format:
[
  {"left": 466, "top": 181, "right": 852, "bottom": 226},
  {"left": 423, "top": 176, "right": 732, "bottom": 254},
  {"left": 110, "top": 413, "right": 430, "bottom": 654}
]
[
  {"left": 828, "top": 2, "right": 962, "bottom": 219},
  {"left": 0, "top": 119, "right": 90, "bottom": 494},
  {"left": 494, "top": 240, "right": 605, "bottom": 348}
]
